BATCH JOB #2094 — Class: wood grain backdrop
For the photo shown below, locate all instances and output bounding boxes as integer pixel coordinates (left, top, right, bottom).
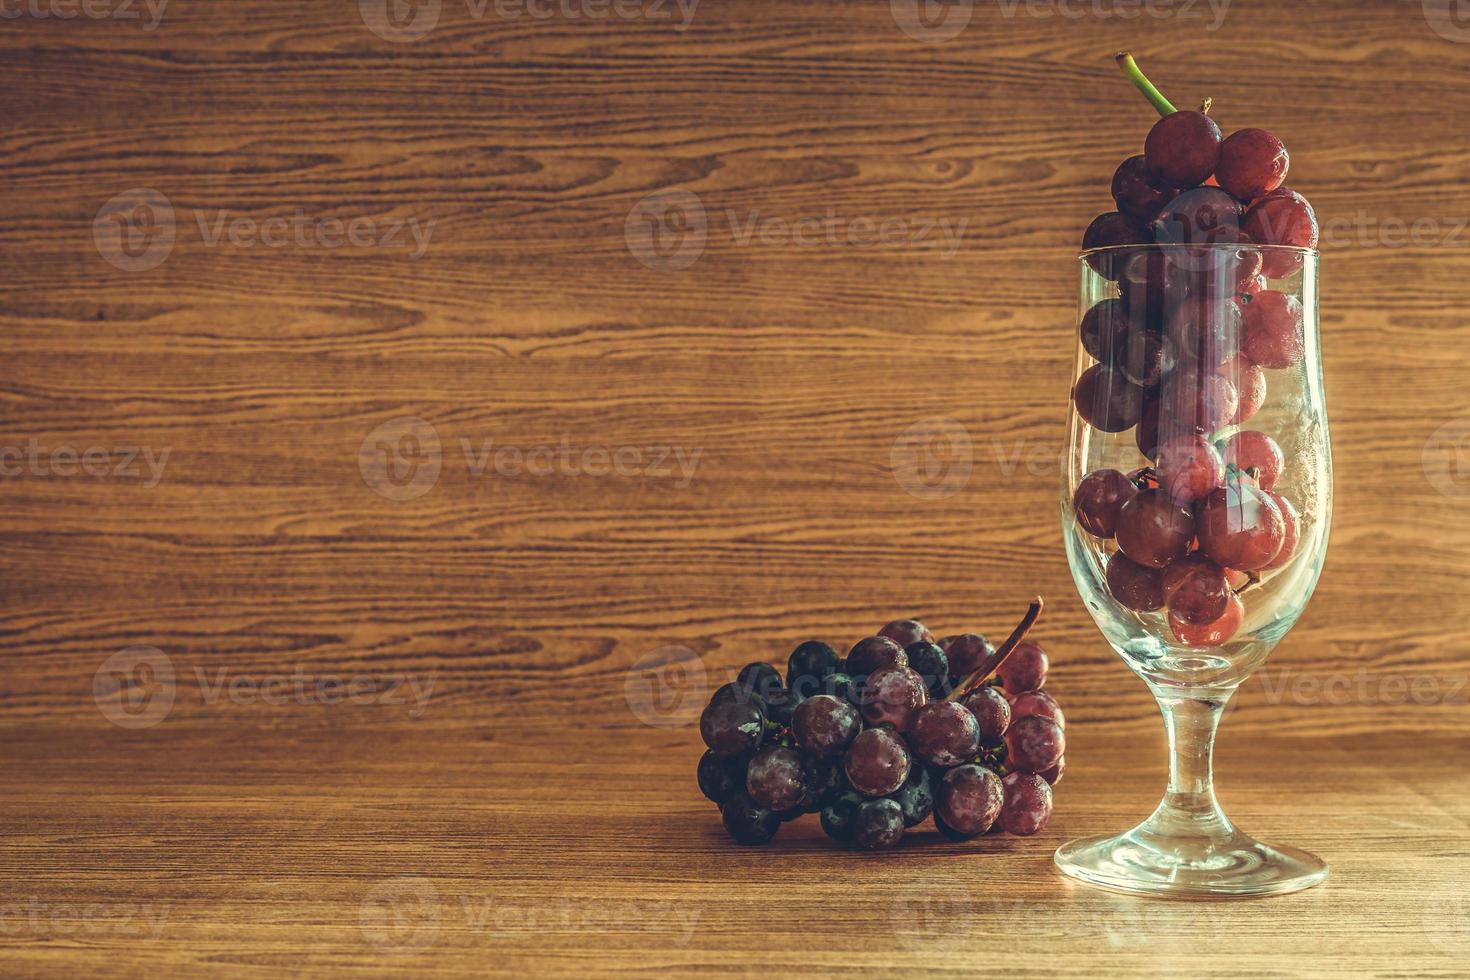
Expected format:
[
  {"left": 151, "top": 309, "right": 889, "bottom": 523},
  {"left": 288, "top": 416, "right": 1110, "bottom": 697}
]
[{"left": 2, "top": 0, "right": 1468, "bottom": 739}]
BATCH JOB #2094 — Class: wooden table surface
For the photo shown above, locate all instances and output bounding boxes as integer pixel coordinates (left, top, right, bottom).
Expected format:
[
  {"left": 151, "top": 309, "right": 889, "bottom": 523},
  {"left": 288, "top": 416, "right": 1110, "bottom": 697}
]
[
  {"left": 0, "top": 724, "right": 1465, "bottom": 977},
  {"left": 4, "top": 0, "right": 1470, "bottom": 975}
]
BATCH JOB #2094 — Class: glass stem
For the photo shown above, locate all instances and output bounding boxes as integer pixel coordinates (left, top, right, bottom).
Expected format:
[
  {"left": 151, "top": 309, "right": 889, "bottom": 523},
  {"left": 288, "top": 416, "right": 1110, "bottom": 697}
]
[{"left": 1144, "top": 692, "right": 1235, "bottom": 838}]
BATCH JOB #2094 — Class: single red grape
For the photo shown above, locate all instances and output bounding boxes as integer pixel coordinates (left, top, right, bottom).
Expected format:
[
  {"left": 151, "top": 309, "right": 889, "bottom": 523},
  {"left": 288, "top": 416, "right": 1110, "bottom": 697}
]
[
  {"left": 1169, "top": 591, "right": 1244, "bottom": 648},
  {"left": 1221, "top": 429, "right": 1284, "bottom": 490},
  {"left": 1242, "top": 290, "right": 1305, "bottom": 369},
  {"left": 1039, "top": 756, "right": 1066, "bottom": 786},
  {"left": 843, "top": 727, "right": 911, "bottom": 797},
  {"left": 745, "top": 745, "right": 808, "bottom": 812},
  {"left": 1073, "top": 468, "right": 1138, "bottom": 539},
  {"left": 1168, "top": 293, "right": 1242, "bottom": 368},
  {"left": 936, "top": 764, "right": 1005, "bottom": 838},
  {"left": 908, "top": 700, "right": 981, "bottom": 767},
  {"left": 1215, "top": 128, "right": 1289, "bottom": 201},
  {"left": 792, "top": 694, "right": 861, "bottom": 759},
  {"left": 1116, "top": 489, "right": 1194, "bottom": 568},
  {"left": 1073, "top": 364, "right": 1145, "bottom": 433},
  {"left": 942, "top": 633, "right": 994, "bottom": 683},
  {"left": 1083, "top": 212, "right": 1148, "bottom": 276},
  {"left": 878, "top": 619, "right": 933, "bottom": 648},
  {"left": 1261, "top": 490, "right": 1300, "bottom": 571},
  {"left": 1008, "top": 689, "right": 1065, "bottom": 729},
  {"left": 1196, "top": 482, "right": 1286, "bottom": 570},
  {"left": 997, "top": 771, "right": 1054, "bottom": 836},
  {"left": 1155, "top": 433, "right": 1225, "bottom": 504},
  {"left": 959, "top": 686, "right": 1011, "bottom": 741},
  {"left": 1144, "top": 110, "right": 1222, "bottom": 188},
  {"left": 1106, "top": 553, "right": 1165, "bottom": 611},
  {"left": 1112, "top": 154, "right": 1179, "bottom": 222},
  {"left": 1161, "top": 553, "right": 1231, "bottom": 626},
  {"left": 1223, "top": 352, "right": 1266, "bottom": 424},
  {"left": 1119, "top": 328, "right": 1166, "bottom": 387},
  {"left": 1162, "top": 365, "right": 1239, "bottom": 434},
  {"left": 997, "top": 641, "right": 1047, "bottom": 693},
  {"left": 1005, "top": 715, "right": 1065, "bottom": 772},
  {"left": 1242, "top": 189, "right": 1318, "bottom": 277},
  {"left": 860, "top": 665, "right": 928, "bottom": 732}
]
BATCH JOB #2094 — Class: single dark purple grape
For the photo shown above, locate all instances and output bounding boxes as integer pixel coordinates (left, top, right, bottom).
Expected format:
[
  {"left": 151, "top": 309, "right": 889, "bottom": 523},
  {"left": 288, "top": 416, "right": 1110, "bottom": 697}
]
[
  {"left": 1004, "top": 715, "right": 1065, "bottom": 773},
  {"left": 1119, "top": 328, "right": 1165, "bottom": 387},
  {"left": 844, "top": 727, "right": 911, "bottom": 797},
  {"left": 819, "top": 790, "right": 864, "bottom": 843},
  {"left": 942, "top": 633, "right": 994, "bottom": 683},
  {"left": 845, "top": 636, "right": 907, "bottom": 678},
  {"left": 878, "top": 619, "right": 933, "bottom": 648},
  {"left": 852, "top": 798, "right": 905, "bottom": 850},
  {"left": 761, "top": 687, "right": 803, "bottom": 727},
  {"left": 996, "top": 642, "right": 1047, "bottom": 693},
  {"left": 799, "top": 755, "right": 847, "bottom": 812},
  {"left": 1162, "top": 553, "right": 1231, "bottom": 626},
  {"left": 792, "top": 694, "right": 861, "bottom": 759},
  {"left": 1079, "top": 297, "right": 1130, "bottom": 364},
  {"left": 1115, "top": 489, "right": 1195, "bottom": 568},
  {"left": 960, "top": 686, "right": 1011, "bottom": 741},
  {"left": 697, "top": 750, "right": 748, "bottom": 805},
  {"left": 1106, "top": 552, "right": 1165, "bottom": 612},
  {"left": 736, "top": 662, "right": 784, "bottom": 703},
  {"left": 888, "top": 765, "right": 934, "bottom": 828},
  {"left": 935, "top": 764, "right": 1005, "bottom": 838},
  {"left": 1152, "top": 186, "right": 1242, "bottom": 253},
  {"left": 998, "top": 771, "right": 1053, "bottom": 836},
  {"left": 908, "top": 700, "right": 981, "bottom": 767},
  {"left": 1073, "top": 364, "right": 1145, "bottom": 433},
  {"left": 1112, "top": 154, "right": 1179, "bottom": 222},
  {"left": 786, "top": 640, "right": 840, "bottom": 691},
  {"left": 721, "top": 792, "right": 779, "bottom": 845},
  {"left": 745, "top": 745, "right": 808, "bottom": 812},
  {"left": 1008, "top": 690, "right": 1065, "bottom": 730},
  {"left": 1082, "top": 211, "right": 1148, "bottom": 277},
  {"left": 1073, "top": 468, "right": 1137, "bottom": 539},
  {"left": 903, "top": 642, "right": 951, "bottom": 698},
  {"left": 860, "top": 665, "right": 928, "bottom": 732},
  {"left": 700, "top": 688, "right": 765, "bottom": 757},
  {"left": 1039, "top": 756, "right": 1066, "bottom": 786},
  {"left": 1143, "top": 110, "right": 1222, "bottom": 188}
]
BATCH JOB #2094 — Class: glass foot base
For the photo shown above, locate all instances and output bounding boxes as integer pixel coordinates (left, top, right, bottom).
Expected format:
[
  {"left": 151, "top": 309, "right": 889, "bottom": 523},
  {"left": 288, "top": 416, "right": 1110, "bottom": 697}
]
[{"left": 1055, "top": 825, "right": 1327, "bottom": 898}]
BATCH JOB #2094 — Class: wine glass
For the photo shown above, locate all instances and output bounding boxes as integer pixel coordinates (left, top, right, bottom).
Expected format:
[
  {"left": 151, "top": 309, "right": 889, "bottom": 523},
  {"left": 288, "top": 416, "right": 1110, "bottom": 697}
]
[{"left": 1054, "top": 242, "right": 1330, "bottom": 897}]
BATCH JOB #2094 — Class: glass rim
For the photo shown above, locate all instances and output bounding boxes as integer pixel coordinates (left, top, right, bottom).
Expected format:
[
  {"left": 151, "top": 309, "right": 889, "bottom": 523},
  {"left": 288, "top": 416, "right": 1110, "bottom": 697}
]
[{"left": 1078, "top": 243, "right": 1318, "bottom": 262}]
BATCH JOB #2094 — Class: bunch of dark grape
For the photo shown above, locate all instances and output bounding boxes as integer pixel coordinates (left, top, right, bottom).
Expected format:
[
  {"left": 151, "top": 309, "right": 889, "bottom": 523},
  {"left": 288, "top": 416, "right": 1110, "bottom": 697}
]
[
  {"left": 1072, "top": 56, "right": 1313, "bottom": 647},
  {"left": 697, "top": 601, "right": 1065, "bottom": 850}
]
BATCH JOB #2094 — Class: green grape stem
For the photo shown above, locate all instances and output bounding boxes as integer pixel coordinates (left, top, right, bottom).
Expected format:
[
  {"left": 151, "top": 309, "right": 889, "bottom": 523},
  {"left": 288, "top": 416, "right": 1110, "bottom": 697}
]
[{"left": 1115, "top": 52, "right": 1176, "bottom": 117}]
